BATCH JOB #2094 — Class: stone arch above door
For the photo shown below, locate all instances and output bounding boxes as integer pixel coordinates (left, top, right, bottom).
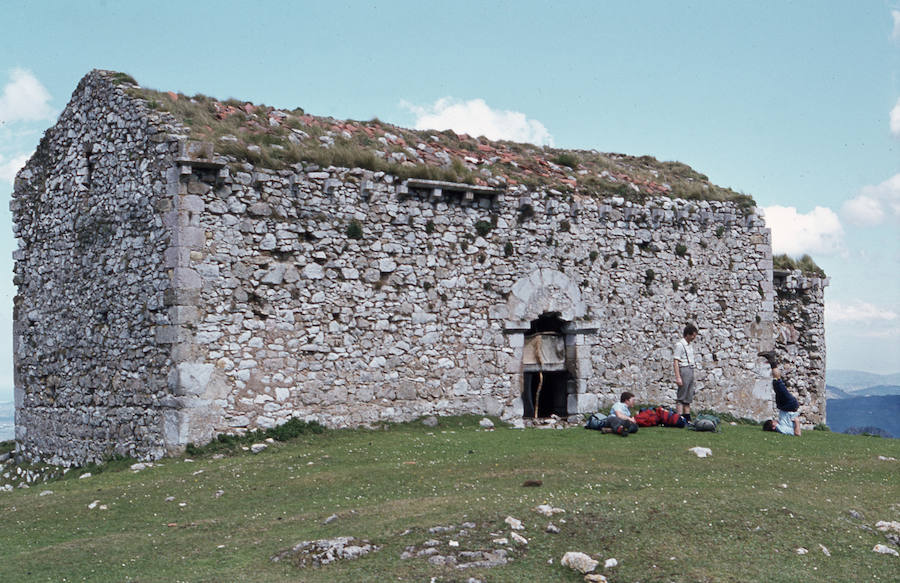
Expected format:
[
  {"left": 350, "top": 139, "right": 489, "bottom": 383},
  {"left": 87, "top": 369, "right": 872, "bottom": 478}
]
[{"left": 507, "top": 268, "right": 586, "bottom": 322}]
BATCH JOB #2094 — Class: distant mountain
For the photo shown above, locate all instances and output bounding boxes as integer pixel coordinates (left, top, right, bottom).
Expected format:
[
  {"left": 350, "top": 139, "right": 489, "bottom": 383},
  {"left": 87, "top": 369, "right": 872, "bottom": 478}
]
[
  {"left": 827, "top": 370, "right": 900, "bottom": 391},
  {"left": 851, "top": 385, "right": 900, "bottom": 397},
  {"left": 825, "top": 384, "right": 853, "bottom": 399},
  {"left": 827, "top": 395, "right": 900, "bottom": 438}
]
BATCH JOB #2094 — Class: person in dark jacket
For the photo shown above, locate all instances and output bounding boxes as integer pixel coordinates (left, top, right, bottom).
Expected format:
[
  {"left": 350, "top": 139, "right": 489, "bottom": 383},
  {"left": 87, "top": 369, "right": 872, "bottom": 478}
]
[{"left": 762, "top": 362, "right": 801, "bottom": 436}]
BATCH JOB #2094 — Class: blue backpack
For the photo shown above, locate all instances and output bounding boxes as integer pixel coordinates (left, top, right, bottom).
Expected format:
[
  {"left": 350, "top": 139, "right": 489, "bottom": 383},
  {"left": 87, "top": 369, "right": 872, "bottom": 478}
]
[{"left": 584, "top": 414, "right": 607, "bottom": 430}]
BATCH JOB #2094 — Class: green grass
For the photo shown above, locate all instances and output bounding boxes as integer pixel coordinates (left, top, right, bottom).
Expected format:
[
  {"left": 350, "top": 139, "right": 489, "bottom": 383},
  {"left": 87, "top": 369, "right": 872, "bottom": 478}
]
[
  {"left": 773, "top": 253, "right": 827, "bottom": 277},
  {"left": 3, "top": 416, "right": 897, "bottom": 582}
]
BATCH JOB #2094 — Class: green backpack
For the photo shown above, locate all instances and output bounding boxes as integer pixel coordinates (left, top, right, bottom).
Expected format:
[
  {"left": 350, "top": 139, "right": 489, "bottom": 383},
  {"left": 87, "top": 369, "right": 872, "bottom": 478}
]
[{"left": 691, "top": 414, "right": 721, "bottom": 432}]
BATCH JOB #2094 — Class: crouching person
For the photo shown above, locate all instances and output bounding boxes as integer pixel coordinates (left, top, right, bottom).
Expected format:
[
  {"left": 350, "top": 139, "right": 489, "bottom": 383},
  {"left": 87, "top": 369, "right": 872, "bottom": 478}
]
[
  {"left": 762, "top": 363, "right": 801, "bottom": 436},
  {"left": 604, "top": 391, "right": 639, "bottom": 437}
]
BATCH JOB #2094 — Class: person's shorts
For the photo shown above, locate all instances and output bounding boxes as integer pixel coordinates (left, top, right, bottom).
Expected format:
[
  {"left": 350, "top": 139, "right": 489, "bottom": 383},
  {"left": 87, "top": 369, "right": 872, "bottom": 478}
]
[{"left": 677, "top": 365, "right": 695, "bottom": 404}]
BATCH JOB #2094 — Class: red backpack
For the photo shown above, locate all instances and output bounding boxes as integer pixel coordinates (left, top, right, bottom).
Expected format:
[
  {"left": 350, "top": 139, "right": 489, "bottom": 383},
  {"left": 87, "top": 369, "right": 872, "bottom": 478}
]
[
  {"left": 635, "top": 408, "right": 660, "bottom": 427},
  {"left": 655, "top": 407, "right": 686, "bottom": 428}
]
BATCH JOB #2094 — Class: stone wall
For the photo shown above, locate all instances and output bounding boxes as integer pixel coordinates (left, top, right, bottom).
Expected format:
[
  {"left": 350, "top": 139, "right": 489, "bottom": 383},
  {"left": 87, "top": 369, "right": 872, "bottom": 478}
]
[
  {"left": 12, "top": 70, "right": 826, "bottom": 464},
  {"left": 169, "top": 158, "right": 779, "bottom": 440},
  {"left": 772, "top": 270, "right": 829, "bottom": 425},
  {"left": 11, "top": 72, "right": 182, "bottom": 464}
]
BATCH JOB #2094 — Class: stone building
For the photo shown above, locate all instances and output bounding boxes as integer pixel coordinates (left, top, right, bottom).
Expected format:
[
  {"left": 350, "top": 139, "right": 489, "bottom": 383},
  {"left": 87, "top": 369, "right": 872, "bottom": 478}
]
[{"left": 12, "top": 71, "right": 828, "bottom": 465}]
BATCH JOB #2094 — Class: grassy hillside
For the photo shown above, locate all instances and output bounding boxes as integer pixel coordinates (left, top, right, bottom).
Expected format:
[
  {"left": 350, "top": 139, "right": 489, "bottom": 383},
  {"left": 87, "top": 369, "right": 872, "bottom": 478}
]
[{"left": 2, "top": 417, "right": 898, "bottom": 582}]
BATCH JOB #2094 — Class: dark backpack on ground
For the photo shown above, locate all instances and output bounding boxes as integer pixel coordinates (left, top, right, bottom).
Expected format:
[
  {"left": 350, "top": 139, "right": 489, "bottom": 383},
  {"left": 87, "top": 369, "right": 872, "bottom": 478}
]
[
  {"left": 691, "top": 414, "right": 721, "bottom": 432},
  {"left": 584, "top": 414, "right": 607, "bottom": 430}
]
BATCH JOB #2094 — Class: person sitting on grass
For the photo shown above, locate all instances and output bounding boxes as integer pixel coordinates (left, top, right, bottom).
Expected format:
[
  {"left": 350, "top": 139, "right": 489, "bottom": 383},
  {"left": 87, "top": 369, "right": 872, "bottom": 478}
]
[
  {"left": 603, "top": 391, "right": 639, "bottom": 437},
  {"left": 762, "top": 362, "right": 801, "bottom": 436}
]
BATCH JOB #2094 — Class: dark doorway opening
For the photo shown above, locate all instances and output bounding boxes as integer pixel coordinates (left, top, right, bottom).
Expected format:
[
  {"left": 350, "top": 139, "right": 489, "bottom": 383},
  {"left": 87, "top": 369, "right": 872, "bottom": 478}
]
[
  {"left": 522, "top": 370, "right": 569, "bottom": 418},
  {"left": 528, "top": 312, "right": 565, "bottom": 334}
]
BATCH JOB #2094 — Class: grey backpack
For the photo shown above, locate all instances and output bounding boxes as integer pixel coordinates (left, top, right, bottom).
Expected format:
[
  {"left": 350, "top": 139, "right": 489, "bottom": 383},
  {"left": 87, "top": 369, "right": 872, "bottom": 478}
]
[{"left": 691, "top": 414, "right": 720, "bottom": 432}]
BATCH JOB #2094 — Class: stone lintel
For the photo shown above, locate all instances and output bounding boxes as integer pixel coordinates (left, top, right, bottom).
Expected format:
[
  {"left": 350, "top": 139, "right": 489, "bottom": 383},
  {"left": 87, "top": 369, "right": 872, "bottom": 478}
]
[
  {"left": 503, "top": 320, "right": 531, "bottom": 333},
  {"left": 405, "top": 178, "right": 501, "bottom": 197},
  {"left": 176, "top": 141, "right": 225, "bottom": 170},
  {"left": 562, "top": 321, "right": 601, "bottom": 334},
  {"left": 502, "top": 320, "right": 600, "bottom": 335}
]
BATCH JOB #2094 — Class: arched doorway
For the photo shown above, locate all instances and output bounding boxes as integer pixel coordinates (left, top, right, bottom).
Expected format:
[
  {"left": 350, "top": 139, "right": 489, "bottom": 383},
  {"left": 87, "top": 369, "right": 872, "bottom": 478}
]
[
  {"left": 503, "top": 268, "right": 599, "bottom": 420},
  {"left": 521, "top": 313, "right": 570, "bottom": 418}
]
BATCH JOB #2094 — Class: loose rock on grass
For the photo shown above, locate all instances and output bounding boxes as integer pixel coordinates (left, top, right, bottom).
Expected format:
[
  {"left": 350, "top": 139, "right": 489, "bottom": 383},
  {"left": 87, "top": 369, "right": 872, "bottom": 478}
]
[
  {"left": 271, "top": 537, "right": 379, "bottom": 567},
  {"left": 534, "top": 504, "right": 565, "bottom": 517},
  {"left": 504, "top": 516, "right": 524, "bottom": 530},
  {"left": 561, "top": 551, "right": 598, "bottom": 573},
  {"left": 872, "top": 544, "right": 899, "bottom": 557}
]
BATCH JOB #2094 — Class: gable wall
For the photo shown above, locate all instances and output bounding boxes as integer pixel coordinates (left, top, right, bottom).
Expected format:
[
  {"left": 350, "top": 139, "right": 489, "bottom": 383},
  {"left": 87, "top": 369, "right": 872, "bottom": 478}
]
[
  {"left": 11, "top": 72, "right": 180, "bottom": 464},
  {"left": 773, "top": 272, "right": 828, "bottom": 424}
]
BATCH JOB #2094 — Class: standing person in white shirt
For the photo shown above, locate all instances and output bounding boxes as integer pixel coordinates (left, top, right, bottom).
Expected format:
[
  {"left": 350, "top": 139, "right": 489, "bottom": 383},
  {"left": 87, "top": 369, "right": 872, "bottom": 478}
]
[{"left": 673, "top": 323, "right": 699, "bottom": 423}]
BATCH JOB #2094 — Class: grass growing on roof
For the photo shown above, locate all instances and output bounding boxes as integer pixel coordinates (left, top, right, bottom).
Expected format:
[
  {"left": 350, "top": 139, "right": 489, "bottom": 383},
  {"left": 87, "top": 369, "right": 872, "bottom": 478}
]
[
  {"left": 113, "top": 70, "right": 756, "bottom": 208},
  {"left": 774, "top": 253, "right": 827, "bottom": 277},
  {"left": 1, "top": 416, "right": 898, "bottom": 582}
]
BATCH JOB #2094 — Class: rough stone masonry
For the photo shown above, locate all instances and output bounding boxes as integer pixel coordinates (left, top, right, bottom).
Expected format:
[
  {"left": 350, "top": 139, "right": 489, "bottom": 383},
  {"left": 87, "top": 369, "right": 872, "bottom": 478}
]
[{"left": 11, "top": 71, "right": 828, "bottom": 465}]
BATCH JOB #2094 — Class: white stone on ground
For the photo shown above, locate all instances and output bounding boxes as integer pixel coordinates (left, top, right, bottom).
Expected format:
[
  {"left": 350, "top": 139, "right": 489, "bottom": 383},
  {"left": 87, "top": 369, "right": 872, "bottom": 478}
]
[
  {"left": 872, "top": 544, "right": 899, "bottom": 556},
  {"left": 504, "top": 516, "right": 523, "bottom": 530},
  {"left": 560, "top": 551, "right": 598, "bottom": 573}
]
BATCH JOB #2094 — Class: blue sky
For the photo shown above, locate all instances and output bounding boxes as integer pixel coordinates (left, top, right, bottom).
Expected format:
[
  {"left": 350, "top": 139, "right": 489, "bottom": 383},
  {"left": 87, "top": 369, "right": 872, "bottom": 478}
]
[{"left": 1, "top": 1, "right": 898, "bottom": 402}]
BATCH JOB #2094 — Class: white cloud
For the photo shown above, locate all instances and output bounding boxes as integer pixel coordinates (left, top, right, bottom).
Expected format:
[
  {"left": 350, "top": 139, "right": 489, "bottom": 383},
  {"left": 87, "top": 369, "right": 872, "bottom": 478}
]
[
  {"left": 893, "top": 10, "right": 900, "bottom": 41},
  {"left": 827, "top": 300, "right": 898, "bottom": 323},
  {"left": 842, "top": 173, "right": 900, "bottom": 226},
  {"left": 842, "top": 193, "right": 885, "bottom": 225},
  {"left": 0, "top": 152, "right": 30, "bottom": 183},
  {"left": 0, "top": 68, "right": 54, "bottom": 125},
  {"left": 762, "top": 205, "right": 844, "bottom": 256},
  {"left": 891, "top": 97, "right": 900, "bottom": 137},
  {"left": 403, "top": 97, "right": 554, "bottom": 146}
]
